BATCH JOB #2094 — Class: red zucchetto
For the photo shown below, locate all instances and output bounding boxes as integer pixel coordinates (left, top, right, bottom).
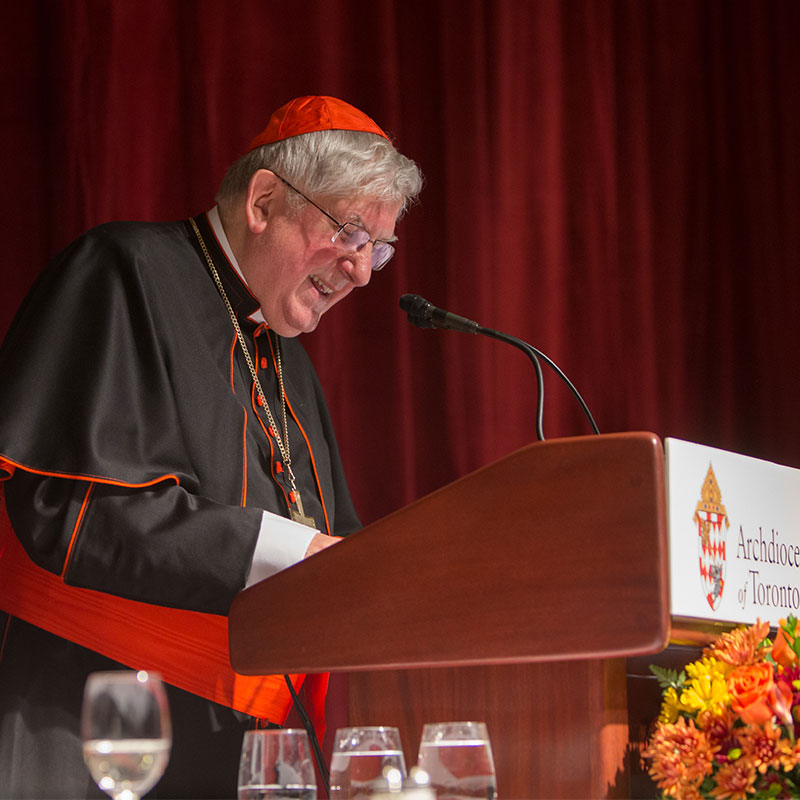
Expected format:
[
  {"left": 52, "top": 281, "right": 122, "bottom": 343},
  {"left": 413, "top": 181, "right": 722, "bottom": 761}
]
[{"left": 248, "top": 95, "right": 390, "bottom": 151}]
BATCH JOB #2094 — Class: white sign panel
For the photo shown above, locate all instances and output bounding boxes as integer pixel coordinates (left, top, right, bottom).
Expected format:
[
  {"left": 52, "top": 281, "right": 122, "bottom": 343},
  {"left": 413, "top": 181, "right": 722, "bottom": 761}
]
[{"left": 666, "top": 437, "right": 800, "bottom": 627}]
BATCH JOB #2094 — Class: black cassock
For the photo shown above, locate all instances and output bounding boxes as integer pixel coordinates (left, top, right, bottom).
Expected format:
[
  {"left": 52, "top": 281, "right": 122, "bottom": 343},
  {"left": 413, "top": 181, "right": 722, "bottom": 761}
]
[{"left": 0, "top": 213, "right": 360, "bottom": 798}]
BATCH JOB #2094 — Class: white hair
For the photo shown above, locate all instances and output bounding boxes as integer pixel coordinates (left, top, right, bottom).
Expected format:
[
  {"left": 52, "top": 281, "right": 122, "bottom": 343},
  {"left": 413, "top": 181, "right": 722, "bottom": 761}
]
[{"left": 215, "top": 129, "right": 423, "bottom": 215}]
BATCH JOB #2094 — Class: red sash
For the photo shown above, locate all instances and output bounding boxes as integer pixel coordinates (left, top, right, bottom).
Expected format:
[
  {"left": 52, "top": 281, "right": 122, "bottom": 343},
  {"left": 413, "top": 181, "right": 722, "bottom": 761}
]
[{"left": 0, "top": 486, "right": 327, "bottom": 736}]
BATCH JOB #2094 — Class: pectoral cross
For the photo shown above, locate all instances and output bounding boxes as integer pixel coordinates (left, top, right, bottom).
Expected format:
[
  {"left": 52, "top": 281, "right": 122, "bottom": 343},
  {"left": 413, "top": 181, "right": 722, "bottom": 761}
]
[{"left": 290, "top": 489, "right": 316, "bottom": 529}]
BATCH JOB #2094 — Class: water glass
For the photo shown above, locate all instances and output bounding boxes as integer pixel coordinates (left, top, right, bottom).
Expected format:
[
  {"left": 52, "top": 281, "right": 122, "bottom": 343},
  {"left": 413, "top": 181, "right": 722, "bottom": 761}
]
[
  {"left": 81, "top": 670, "right": 172, "bottom": 800},
  {"left": 329, "top": 726, "right": 407, "bottom": 799},
  {"left": 416, "top": 722, "right": 497, "bottom": 800},
  {"left": 238, "top": 729, "right": 317, "bottom": 800}
]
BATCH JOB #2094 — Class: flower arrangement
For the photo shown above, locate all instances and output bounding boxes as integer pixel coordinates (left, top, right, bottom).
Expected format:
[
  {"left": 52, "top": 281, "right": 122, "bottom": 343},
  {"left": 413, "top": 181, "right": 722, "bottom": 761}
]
[{"left": 645, "top": 617, "right": 800, "bottom": 799}]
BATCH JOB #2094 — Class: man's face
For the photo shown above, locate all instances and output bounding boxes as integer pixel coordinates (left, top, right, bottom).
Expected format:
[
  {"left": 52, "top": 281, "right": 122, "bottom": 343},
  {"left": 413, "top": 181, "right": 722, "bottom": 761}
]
[{"left": 242, "top": 183, "right": 402, "bottom": 337}]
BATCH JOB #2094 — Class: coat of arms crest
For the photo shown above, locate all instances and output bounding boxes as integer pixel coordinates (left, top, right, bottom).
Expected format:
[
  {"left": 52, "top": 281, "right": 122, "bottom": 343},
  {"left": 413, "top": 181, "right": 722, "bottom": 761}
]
[{"left": 694, "top": 463, "right": 730, "bottom": 610}]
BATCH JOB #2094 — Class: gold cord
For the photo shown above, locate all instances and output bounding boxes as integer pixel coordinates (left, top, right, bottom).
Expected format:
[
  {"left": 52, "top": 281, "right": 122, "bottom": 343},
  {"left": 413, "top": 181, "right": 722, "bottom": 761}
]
[{"left": 189, "top": 217, "right": 299, "bottom": 495}]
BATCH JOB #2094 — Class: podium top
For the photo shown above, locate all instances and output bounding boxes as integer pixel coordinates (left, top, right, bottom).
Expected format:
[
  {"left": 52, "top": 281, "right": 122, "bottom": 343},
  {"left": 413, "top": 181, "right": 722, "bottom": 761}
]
[{"left": 229, "top": 432, "right": 670, "bottom": 675}]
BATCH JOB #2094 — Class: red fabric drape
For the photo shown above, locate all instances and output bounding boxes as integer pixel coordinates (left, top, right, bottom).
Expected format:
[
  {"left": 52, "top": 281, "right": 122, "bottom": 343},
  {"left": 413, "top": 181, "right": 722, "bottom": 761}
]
[{"left": 2, "top": 0, "right": 799, "bottom": 525}]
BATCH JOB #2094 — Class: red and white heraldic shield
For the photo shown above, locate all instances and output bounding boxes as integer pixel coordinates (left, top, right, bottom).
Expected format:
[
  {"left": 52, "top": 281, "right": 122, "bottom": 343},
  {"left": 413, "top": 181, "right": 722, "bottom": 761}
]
[{"left": 695, "top": 463, "right": 730, "bottom": 611}]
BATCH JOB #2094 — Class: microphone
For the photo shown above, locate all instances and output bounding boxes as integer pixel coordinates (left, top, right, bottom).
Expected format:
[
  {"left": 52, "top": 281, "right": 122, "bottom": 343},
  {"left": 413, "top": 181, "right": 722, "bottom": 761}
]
[
  {"left": 399, "top": 294, "right": 600, "bottom": 440},
  {"left": 399, "top": 294, "right": 480, "bottom": 334}
]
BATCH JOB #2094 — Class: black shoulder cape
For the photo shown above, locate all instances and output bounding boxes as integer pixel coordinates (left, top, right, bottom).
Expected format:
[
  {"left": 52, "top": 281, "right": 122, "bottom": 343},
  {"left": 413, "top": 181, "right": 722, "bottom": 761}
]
[{"left": 0, "top": 214, "right": 360, "bottom": 614}]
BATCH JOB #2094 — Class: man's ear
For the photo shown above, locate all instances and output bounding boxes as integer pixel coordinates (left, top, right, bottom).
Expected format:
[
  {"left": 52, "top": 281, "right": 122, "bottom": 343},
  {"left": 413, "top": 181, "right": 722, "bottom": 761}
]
[{"left": 244, "top": 170, "right": 282, "bottom": 234}]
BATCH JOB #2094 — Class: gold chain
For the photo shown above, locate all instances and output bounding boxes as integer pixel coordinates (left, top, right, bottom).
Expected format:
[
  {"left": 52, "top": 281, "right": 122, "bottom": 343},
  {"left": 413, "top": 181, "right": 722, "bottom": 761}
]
[{"left": 189, "top": 217, "right": 298, "bottom": 493}]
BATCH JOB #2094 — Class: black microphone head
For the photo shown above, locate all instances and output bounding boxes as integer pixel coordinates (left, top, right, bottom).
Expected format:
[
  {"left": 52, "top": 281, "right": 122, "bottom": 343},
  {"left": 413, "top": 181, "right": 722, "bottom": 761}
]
[
  {"left": 399, "top": 294, "right": 427, "bottom": 314},
  {"left": 399, "top": 294, "right": 435, "bottom": 329}
]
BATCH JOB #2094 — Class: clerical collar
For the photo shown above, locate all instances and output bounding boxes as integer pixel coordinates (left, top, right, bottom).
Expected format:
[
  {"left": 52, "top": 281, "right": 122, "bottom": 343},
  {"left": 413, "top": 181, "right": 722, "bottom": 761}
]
[{"left": 207, "top": 206, "right": 266, "bottom": 325}]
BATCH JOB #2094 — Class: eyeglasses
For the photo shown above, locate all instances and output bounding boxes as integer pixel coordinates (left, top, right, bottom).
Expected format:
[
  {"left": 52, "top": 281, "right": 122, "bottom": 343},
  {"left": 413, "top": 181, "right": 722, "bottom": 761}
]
[{"left": 273, "top": 173, "right": 396, "bottom": 271}]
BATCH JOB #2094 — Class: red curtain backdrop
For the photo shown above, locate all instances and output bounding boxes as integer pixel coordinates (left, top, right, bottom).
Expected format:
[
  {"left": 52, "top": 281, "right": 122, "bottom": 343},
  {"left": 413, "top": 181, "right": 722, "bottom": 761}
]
[{"left": 2, "top": 0, "right": 799, "bottom": 528}]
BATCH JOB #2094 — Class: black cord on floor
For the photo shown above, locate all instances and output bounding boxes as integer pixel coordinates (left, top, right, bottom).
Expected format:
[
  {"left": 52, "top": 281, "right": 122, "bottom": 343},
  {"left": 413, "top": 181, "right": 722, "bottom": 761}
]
[{"left": 284, "top": 674, "right": 331, "bottom": 796}]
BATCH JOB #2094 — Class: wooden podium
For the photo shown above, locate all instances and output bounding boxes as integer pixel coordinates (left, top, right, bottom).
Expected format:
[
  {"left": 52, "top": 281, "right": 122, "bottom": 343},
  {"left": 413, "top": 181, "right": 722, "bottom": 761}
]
[{"left": 229, "top": 432, "right": 670, "bottom": 798}]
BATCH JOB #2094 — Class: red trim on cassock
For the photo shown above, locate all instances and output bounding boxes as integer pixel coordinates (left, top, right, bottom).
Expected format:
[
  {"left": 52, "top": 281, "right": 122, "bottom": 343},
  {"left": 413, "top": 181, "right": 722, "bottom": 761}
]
[
  {"left": 263, "top": 334, "right": 333, "bottom": 536},
  {"left": 0, "top": 482, "right": 311, "bottom": 731},
  {"left": 61, "top": 482, "right": 94, "bottom": 578},
  {"left": 0, "top": 454, "right": 180, "bottom": 490}
]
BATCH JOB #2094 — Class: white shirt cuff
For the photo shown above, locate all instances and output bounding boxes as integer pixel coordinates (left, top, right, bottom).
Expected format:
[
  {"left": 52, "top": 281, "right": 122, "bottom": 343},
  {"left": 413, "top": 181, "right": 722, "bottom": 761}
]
[{"left": 245, "top": 509, "right": 318, "bottom": 588}]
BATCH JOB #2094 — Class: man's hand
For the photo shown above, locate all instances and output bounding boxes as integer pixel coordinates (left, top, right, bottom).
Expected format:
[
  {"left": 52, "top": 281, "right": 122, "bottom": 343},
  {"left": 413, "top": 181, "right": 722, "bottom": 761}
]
[{"left": 304, "top": 533, "right": 342, "bottom": 558}]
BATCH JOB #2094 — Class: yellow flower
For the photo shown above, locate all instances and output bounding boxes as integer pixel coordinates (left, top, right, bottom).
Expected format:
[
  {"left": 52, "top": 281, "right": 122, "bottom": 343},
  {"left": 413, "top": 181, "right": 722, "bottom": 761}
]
[
  {"left": 687, "top": 656, "right": 734, "bottom": 681},
  {"left": 658, "top": 686, "right": 684, "bottom": 724},
  {"left": 681, "top": 658, "right": 731, "bottom": 717}
]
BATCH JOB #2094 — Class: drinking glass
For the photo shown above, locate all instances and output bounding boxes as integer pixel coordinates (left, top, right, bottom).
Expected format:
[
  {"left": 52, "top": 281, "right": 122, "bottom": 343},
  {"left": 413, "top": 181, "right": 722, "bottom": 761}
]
[
  {"left": 237, "top": 729, "right": 317, "bottom": 800},
  {"left": 81, "top": 670, "right": 172, "bottom": 800},
  {"left": 416, "top": 722, "right": 497, "bottom": 800},
  {"left": 329, "top": 726, "right": 407, "bottom": 799}
]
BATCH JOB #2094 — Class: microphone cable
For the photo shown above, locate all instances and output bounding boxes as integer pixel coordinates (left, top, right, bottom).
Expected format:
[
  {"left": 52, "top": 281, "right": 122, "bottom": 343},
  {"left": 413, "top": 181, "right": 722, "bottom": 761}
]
[
  {"left": 481, "top": 328, "right": 546, "bottom": 442},
  {"left": 283, "top": 674, "right": 331, "bottom": 795},
  {"left": 399, "top": 293, "right": 599, "bottom": 439}
]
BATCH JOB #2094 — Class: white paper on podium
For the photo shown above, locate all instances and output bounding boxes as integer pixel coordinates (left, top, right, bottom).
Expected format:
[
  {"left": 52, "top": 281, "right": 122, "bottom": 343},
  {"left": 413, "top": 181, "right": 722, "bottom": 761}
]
[{"left": 666, "top": 437, "right": 800, "bottom": 627}]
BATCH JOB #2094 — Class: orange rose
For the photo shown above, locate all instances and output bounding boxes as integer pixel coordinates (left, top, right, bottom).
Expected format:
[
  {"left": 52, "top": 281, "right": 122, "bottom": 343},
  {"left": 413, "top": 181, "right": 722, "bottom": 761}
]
[{"left": 728, "top": 662, "right": 775, "bottom": 725}]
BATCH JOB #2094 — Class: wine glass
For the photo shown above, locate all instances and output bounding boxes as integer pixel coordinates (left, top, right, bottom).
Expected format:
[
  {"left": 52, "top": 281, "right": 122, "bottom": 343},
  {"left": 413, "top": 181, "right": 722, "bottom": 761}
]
[
  {"left": 237, "top": 729, "right": 317, "bottom": 799},
  {"left": 416, "top": 722, "right": 497, "bottom": 800},
  {"left": 81, "top": 670, "right": 172, "bottom": 800},
  {"left": 329, "top": 726, "right": 407, "bottom": 799}
]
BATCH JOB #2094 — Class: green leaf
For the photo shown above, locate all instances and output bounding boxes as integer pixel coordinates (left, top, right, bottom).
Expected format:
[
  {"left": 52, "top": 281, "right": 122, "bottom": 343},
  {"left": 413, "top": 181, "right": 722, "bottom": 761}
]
[
  {"left": 649, "top": 664, "right": 685, "bottom": 689},
  {"left": 727, "top": 747, "right": 743, "bottom": 760},
  {"left": 778, "top": 616, "right": 800, "bottom": 658}
]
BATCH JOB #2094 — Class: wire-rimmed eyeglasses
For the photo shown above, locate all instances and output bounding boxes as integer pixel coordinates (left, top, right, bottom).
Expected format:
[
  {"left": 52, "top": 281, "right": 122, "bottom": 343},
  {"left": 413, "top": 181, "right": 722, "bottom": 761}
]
[{"left": 273, "top": 173, "right": 396, "bottom": 271}]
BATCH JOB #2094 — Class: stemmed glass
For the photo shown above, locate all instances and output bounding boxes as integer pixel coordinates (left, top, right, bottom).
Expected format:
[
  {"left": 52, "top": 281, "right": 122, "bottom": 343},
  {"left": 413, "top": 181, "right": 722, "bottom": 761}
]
[
  {"left": 416, "top": 722, "right": 497, "bottom": 800},
  {"left": 81, "top": 670, "right": 172, "bottom": 800},
  {"left": 237, "top": 729, "right": 317, "bottom": 799},
  {"left": 329, "top": 726, "right": 407, "bottom": 799}
]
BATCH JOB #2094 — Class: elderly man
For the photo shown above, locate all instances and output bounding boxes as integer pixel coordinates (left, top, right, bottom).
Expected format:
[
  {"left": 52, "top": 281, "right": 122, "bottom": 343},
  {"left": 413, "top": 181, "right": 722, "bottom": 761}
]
[{"left": 0, "top": 96, "right": 423, "bottom": 799}]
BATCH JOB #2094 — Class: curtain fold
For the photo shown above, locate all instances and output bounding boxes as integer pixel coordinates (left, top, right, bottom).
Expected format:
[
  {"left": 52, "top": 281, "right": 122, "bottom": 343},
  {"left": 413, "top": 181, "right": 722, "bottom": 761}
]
[{"left": 2, "top": 0, "right": 798, "bottom": 524}]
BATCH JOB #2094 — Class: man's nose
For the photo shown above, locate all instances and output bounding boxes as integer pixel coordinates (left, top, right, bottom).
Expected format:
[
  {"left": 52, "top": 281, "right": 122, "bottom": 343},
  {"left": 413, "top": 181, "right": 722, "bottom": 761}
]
[{"left": 343, "top": 247, "right": 373, "bottom": 287}]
